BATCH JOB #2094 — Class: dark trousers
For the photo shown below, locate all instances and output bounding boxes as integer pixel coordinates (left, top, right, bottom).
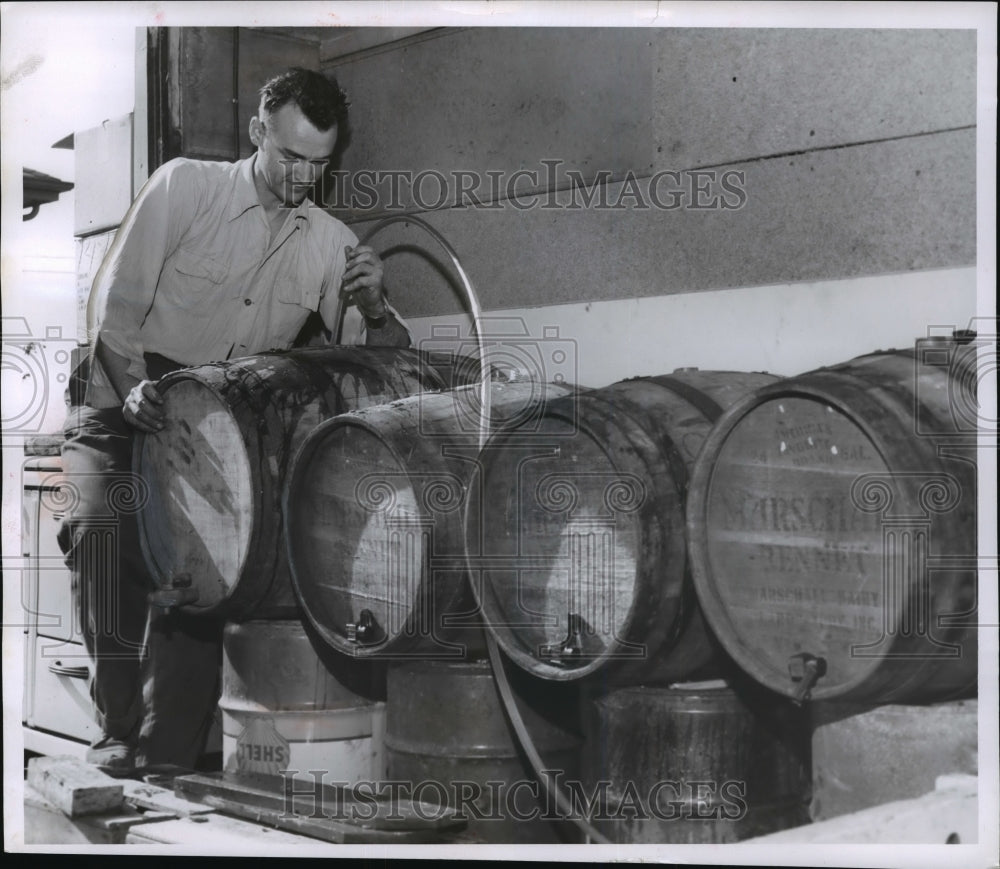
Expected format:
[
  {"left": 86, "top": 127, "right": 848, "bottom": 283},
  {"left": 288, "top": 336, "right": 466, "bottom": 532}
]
[{"left": 59, "top": 405, "right": 221, "bottom": 768}]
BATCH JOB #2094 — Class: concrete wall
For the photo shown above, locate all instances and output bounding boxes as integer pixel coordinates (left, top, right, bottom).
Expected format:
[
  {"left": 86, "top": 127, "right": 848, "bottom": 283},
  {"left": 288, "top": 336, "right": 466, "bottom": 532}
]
[
  {"left": 403, "top": 267, "right": 977, "bottom": 389},
  {"left": 154, "top": 26, "right": 978, "bottom": 379},
  {"left": 323, "top": 27, "right": 976, "bottom": 349}
]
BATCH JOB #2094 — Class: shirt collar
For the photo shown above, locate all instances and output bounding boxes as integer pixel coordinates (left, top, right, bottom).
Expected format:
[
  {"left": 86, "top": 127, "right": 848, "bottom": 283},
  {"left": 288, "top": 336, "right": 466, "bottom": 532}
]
[
  {"left": 226, "top": 155, "right": 260, "bottom": 222},
  {"left": 226, "top": 153, "right": 316, "bottom": 227}
]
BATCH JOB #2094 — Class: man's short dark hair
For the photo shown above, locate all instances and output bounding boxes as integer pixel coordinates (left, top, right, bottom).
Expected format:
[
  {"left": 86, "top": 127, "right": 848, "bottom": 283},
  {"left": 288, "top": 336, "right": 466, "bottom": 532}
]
[{"left": 259, "top": 68, "right": 349, "bottom": 132}]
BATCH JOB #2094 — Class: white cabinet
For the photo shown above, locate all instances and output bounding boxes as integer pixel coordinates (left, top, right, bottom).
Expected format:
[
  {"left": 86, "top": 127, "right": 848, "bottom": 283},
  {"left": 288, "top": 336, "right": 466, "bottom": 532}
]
[{"left": 22, "top": 454, "right": 97, "bottom": 750}]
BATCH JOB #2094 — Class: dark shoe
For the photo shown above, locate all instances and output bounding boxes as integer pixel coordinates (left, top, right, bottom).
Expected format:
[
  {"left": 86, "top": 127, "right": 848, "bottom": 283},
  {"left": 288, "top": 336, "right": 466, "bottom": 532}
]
[{"left": 86, "top": 735, "right": 136, "bottom": 776}]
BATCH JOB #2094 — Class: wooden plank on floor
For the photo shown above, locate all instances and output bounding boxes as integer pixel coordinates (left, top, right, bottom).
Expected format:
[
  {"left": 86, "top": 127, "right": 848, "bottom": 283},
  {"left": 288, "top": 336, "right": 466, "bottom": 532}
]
[
  {"left": 26, "top": 755, "right": 123, "bottom": 818},
  {"left": 175, "top": 772, "right": 465, "bottom": 833},
  {"left": 123, "top": 812, "right": 310, "bottom": 845},
  {"left": 24, "top": 785, "right": 173, "bottom": 845},
  {"left": 121, "top": 780, "right": 214, "bottom": 816},
  {"left": 190, "top": 790, "right": 455, "bottom": 844}
]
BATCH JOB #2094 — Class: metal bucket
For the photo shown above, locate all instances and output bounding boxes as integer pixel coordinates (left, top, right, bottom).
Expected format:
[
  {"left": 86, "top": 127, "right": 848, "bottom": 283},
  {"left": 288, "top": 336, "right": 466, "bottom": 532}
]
[
  {"left": 384, "top": 659, "right": 581, "bottom": 843},
  {"left": 583, "top": 679, "right": 811, "bottom": 843},
  {"left": 220, "top": 619, "right": 386, "bottom": 785}
]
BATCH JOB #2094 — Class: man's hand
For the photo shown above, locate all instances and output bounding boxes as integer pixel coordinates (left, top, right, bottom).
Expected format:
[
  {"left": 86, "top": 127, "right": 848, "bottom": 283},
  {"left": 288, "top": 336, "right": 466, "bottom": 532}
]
[
  {"left": 123, "top": 380, "right": 166, "bottom": 432},
  {"left": 340, "top": 245, "right": 387, "bottom": 318}
]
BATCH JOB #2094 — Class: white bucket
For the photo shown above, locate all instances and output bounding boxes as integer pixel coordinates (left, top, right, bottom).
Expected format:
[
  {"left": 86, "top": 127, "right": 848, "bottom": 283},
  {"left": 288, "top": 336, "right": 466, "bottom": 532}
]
[{"left": 220, "top": 619, "right": 385, "bottom": 785}]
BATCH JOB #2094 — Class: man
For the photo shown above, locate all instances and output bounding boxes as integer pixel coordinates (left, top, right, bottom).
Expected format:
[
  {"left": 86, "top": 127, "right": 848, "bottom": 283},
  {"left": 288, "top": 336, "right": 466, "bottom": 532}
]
[{"left": 59, "top": 68, "right": 409, "bottom": 772}]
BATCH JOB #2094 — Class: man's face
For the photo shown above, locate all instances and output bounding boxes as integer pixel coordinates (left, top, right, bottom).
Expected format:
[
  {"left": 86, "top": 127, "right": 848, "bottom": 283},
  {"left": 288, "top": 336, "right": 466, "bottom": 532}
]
[{"left": 251, "top": 102, "right": 338, "bottom": 207}]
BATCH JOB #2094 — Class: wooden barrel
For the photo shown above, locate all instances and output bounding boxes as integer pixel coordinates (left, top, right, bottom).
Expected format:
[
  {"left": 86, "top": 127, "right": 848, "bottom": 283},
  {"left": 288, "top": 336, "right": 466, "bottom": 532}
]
[
  {"left": 583, "top": 679, "right": 811, "bottom": 843},
  {"left": 135, "top": 347, "right": 471, "bottom": 620},
  {"left": 468, "top": 370, "right": 780, "bottom": 683},
  {"left": 385, "top": 659, "right": 581, "bottom": 843},
  {"left": 220, "top": 619, "right": 386, "bottom": 785},
  {"left": 284, "top": 380, "right": 576, "bottom": 658},
  {"left": 686, "top": 343, "right": 978, "bottom": 704}
]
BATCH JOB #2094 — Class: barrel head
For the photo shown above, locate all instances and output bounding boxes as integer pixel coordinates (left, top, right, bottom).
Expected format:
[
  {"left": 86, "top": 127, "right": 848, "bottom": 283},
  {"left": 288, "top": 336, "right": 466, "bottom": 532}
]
[
  {"left": 288, "top": 422, "right": 428, "bottom": 656},
  {"left": 693, "top": 392, "right": 947, "bottom": 701},
  {"left": 138, "top": 379, "right": 254, "bottom": 611},
  {"left": 473, "top": 407, "right": 646, "bottom": 680}
]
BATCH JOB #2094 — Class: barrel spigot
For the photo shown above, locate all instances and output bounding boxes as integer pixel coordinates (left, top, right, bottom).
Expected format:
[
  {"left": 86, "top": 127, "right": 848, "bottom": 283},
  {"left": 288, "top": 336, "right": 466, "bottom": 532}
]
[
  {"left": 346, "top": 609, "right": 379, "bottom": 645},
  {"left": 538, "top": 612, "right": 586, "bottom": 665},
  {"left": 788, "top": 652, "right": 827, "bottom": 705},
  {"left": 149, "top": 573, "right": 199, "bottom": 614}
]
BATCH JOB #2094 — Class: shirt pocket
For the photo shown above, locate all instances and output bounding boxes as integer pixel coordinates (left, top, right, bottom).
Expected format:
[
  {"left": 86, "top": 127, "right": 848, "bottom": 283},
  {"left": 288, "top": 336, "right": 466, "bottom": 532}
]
[
  {"left": 277, "top": 281, "right": 322, "bottom": 312},
  {"left": 169, "top": 250, "right": 231, "bottom": 306}
]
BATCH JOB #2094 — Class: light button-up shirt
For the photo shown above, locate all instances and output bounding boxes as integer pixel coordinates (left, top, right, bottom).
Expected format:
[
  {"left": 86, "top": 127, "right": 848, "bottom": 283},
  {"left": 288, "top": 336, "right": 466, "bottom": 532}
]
[{"left": 88, "top": 154, "right": 399, "bottom": 408}]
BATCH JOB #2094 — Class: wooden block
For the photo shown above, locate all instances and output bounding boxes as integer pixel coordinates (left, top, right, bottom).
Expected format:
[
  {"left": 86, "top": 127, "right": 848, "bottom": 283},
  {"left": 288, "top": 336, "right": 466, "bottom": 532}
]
[
  {"left": 121, "top": 779, "right": 214, "bottom": 816},
  {"left": 24, "top": 785, "right": 172, "bottom": 845},
  {"left": 27, "top": 755, "right": 123, "bottom": 818}
]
